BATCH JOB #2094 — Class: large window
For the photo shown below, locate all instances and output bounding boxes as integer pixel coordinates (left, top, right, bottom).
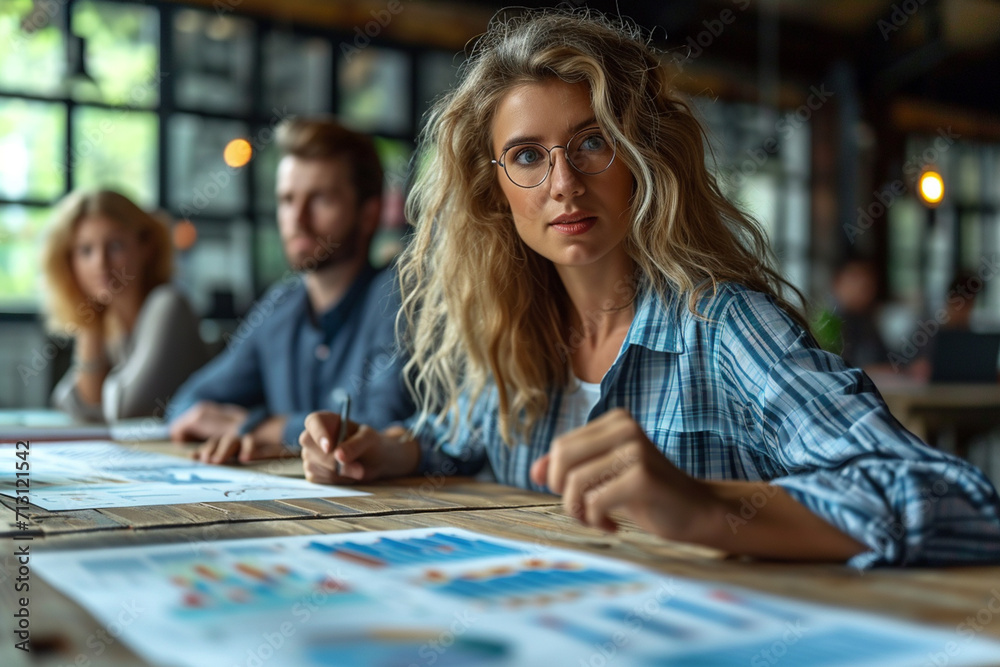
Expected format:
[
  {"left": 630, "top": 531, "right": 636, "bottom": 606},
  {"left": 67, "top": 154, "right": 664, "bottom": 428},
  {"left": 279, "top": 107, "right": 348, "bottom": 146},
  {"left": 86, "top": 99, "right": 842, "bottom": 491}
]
[
  {"left": 887, "top": 138, "right": 1000, "bottom": 326},
  {"left": 693, "top": 97, "right": 812, "bottom": 301},
  {"left": 0, "top": 0, "right": 462, "bottom": 317}
]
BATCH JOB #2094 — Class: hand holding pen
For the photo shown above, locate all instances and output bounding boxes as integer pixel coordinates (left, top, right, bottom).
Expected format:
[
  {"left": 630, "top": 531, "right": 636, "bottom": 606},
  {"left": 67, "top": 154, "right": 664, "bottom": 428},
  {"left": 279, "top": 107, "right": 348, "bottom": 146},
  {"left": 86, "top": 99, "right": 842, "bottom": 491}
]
[
  {"left": 299, "top": 399, "right": 422, "bottom": 485},
  {"left": 298, "top": 388, "right": 370, "bottom": 483}
]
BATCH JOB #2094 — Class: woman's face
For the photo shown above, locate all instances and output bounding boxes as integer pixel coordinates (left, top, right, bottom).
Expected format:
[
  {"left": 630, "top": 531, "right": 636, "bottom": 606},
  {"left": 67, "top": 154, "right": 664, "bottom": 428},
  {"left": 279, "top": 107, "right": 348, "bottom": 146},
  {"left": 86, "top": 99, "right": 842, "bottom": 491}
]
[
  {"left": 70, "top": 214, "right": 147, "bottom": 303},
  {"left": 491, "top": 78, "right": 634, "bottom": 271}
]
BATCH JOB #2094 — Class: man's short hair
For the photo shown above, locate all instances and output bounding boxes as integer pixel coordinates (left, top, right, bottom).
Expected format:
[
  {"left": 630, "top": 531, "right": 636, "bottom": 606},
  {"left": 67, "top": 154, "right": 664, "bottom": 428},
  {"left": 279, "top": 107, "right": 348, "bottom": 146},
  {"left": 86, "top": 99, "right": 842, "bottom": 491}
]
[{"left": 276, "top": 117, "right": 384, "bottom": 203}]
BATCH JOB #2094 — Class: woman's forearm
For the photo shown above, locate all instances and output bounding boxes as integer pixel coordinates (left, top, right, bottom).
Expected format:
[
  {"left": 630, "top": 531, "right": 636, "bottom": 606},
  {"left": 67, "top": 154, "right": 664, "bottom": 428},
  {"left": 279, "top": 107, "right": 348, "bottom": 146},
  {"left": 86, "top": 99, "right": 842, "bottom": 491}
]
[
  {"left": 698, "top": 480, "right": 867, "bottom": 562},
  {"left": 73, "top": 328, "right": 109, "bottom": 406}
]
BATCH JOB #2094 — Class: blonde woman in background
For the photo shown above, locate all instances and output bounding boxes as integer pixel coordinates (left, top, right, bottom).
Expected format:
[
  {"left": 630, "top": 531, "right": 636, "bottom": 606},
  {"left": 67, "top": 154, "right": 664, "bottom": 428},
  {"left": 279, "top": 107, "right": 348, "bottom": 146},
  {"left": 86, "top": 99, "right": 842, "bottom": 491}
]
[
  {"left": 300, "top": 10, "right": 1000, "bottom": 566},
  {"left": 42, "top": 189, "right": 208, "bottom": 421}
]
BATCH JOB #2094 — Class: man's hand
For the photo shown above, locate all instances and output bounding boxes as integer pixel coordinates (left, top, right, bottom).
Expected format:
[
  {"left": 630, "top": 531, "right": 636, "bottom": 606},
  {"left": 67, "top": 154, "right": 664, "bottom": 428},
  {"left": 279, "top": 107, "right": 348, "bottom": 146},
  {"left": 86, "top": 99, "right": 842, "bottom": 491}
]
[
  {"left": 299, "top": 412, "right": 419, "bottom": 485},
  {"left": 169, "top": 401, "right": 248, "bottom": 442},
  {"left": 193, "top": 434, "right": 297, "bottom": 464}
]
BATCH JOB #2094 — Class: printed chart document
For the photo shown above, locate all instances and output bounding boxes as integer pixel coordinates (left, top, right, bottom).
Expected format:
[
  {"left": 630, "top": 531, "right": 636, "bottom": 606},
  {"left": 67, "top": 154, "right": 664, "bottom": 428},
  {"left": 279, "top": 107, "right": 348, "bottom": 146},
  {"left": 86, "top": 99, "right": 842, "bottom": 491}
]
[
  {"left": 0, "top": 441, "right": 366, "bottom": 509},
  {"left": 0, "top": 410, "right": 171, "bottom": 443},
  {"left": 30, "top": 527, "right": 1000, "bottom": 667}
]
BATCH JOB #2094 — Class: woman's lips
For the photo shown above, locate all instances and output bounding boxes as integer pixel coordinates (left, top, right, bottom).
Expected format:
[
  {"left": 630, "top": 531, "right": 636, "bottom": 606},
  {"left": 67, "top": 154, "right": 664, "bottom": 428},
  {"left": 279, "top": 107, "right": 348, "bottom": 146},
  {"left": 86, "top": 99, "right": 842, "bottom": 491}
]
[{"left": 549, "top": 216, "right": 597, "bottom": 235}]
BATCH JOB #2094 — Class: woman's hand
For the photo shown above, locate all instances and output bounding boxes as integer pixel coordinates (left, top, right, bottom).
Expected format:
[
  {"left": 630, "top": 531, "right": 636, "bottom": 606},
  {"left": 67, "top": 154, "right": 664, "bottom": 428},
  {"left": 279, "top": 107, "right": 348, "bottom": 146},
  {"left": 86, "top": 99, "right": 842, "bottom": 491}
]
[
  {"left": 299, "top": 412, "right": 420, "bottom": 485},
  {"left": 530, "top": 408, "right": 723, "bottom": 542},
  {"left": 531, "top": 408, "right": 867, "bottom": 561}
]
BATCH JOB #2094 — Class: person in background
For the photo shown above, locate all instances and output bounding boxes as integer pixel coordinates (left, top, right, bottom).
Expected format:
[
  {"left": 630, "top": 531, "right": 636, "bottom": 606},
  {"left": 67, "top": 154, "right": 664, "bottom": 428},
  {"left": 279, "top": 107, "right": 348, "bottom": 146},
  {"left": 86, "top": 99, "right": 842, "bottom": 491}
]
[
  {"left": 813, "top": 258, "right": 891, "bottom": 371},
  {"left": 298, "top": 10, "right": 1000, "bottom": 567},
  {"left": 899, "top": 270, "right": 981, "bottom": 383},
  {"left": 940, "top": 270, "right": 979, "bottom": 331},
  {"left": 167, "top": 118, "right": 413, "bottom": 463},
  {"left": 42, "top": 189, "right": 208, "bottom": 421}
]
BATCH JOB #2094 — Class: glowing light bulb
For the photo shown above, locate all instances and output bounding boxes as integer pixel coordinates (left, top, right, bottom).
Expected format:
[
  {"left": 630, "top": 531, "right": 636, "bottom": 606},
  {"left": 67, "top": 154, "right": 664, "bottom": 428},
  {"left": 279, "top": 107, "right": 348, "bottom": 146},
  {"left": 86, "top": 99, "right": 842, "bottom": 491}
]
[
  {"left": 918, "top": 171, "right": 944, "bottom": 207},
  {"left": 223, "top": 138, "right": 252, "bottom": 168}
]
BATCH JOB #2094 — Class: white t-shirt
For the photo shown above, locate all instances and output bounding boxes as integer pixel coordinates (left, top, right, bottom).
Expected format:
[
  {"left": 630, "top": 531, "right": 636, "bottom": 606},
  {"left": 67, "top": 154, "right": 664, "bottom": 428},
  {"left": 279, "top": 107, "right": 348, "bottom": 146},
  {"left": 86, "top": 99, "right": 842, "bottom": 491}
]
[{"left": 552, "top": 375, "right": 603, "bottom": 437}]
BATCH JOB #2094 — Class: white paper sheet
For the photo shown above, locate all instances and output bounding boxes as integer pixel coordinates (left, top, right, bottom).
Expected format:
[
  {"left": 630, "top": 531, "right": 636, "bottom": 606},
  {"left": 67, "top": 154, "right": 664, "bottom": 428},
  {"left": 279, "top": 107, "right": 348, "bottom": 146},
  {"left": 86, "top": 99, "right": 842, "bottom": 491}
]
[
  {"left": 0, "top": 410, "right": 77, "bottom": 427},
  {"left": 0, "top": 410, "right": 171, "bottom": 443},
  {"left": 0, "top": 441, "right": 366, "bottom": 509},
  {"left": 28, "top": 527, "right": 1000, "bottom": 667}
]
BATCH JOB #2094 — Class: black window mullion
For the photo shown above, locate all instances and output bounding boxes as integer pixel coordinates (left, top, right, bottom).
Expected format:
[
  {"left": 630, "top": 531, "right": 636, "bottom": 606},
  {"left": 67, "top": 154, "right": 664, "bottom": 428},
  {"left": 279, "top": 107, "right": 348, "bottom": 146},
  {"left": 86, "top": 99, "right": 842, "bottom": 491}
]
[
  {"left": 63, "top": 0, "right": 76, "bottom": 194},
  {"left": 157, "top": 2, "right": 173, "bottom": 213},
  {"left": 248, "top": 23, "right": 264, "bottom": 297}
]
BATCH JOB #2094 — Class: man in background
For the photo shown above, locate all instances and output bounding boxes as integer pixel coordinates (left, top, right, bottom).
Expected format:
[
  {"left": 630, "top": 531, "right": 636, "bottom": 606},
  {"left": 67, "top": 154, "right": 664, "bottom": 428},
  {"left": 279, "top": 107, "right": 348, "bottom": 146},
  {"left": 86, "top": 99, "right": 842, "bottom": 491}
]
[{"left": 168, "top": 118, "right": 413, "bottom": 462}]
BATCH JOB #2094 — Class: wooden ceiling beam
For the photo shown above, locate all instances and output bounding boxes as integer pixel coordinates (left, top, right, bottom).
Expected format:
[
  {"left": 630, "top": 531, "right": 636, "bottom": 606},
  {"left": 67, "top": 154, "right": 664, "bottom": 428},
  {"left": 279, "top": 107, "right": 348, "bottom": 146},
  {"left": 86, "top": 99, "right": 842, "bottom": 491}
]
[{"left": 169, "top": 0, "right": 493, "bottom": 50}]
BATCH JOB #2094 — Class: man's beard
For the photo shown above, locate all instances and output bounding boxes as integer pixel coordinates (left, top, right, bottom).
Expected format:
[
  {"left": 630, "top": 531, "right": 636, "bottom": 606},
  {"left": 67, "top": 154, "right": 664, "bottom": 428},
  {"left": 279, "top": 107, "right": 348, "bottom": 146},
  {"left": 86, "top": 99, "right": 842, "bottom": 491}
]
[{"left": 287, "top": 221, "right": 363, "bottom": 273}]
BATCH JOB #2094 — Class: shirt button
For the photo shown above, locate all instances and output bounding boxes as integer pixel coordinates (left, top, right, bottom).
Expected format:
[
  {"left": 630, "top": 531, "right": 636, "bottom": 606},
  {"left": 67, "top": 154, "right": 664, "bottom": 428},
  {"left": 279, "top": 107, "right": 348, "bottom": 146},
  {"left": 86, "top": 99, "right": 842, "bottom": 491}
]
[{"left": 315, "top": 344, "right": 330, "bottom": 360}]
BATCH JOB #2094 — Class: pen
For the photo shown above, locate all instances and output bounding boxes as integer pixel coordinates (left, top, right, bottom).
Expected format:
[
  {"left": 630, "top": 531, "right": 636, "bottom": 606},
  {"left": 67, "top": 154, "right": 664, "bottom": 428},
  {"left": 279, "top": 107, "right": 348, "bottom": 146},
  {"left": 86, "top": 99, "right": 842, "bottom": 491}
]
[{"left": 333, "top": 389, "right": 351, "bottom": 477}]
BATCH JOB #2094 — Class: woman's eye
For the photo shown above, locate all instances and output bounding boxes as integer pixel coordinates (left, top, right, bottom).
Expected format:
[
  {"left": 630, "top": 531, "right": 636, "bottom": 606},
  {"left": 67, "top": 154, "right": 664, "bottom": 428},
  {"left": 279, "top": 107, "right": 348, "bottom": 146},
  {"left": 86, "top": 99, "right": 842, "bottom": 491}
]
[
  {"left": 108, "top": 240, "right": 125, "bottom": 253},
  {"left": 580, "top": 134, "right": 607, "bottom": 151},
  {"left": 512, "top": 146, "right": 542, "bottom": 165}
]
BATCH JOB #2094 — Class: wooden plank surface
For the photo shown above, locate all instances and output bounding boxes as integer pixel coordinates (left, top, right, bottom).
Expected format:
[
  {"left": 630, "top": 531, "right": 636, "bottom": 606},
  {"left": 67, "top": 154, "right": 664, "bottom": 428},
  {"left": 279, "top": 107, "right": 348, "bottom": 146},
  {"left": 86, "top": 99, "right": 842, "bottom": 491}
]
[
  {"left": 1, "top": 479, "right": 559, "bottom": 537},
  {"left": 1, "top": 439, "right": 560, "bottom": 537},
  {"left": 6, "top": 503, "right": 1000, "bottom": 667}
]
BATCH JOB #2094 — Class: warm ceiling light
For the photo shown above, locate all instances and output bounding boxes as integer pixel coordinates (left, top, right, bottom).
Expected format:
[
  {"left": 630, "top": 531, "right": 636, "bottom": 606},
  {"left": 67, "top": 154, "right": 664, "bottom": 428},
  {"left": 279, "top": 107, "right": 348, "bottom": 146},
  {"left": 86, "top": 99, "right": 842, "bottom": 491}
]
[
  {"left": 918, "top": 170, "right": 944, "bottom": 208},
  {"left": 223, "top": 138, "right": 252, "bottom": 168}
]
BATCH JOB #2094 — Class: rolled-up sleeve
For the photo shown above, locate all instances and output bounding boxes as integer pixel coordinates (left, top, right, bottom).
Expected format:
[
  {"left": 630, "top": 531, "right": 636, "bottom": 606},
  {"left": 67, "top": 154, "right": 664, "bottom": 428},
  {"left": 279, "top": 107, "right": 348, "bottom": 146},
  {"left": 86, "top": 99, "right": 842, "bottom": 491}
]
[{"left": 719, "top": 291, "right": 1000, "bottom": 567}]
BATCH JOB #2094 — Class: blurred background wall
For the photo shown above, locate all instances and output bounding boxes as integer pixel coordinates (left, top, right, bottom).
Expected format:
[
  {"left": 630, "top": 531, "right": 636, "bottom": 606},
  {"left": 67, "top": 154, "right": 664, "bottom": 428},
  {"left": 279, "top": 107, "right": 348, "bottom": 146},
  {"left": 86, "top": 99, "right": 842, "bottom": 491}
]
[{"left": 1, "top": 0, "right": 999, "bottom": 407}]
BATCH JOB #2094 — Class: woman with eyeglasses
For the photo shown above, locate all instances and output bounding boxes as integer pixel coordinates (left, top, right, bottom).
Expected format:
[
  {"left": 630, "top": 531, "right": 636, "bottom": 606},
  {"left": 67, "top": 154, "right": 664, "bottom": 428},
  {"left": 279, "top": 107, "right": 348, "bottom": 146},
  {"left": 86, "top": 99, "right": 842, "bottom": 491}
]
[
  {"left": 42, "top": 189, "right": 208, "bottom": 422},
  {"left": 299, "top": 10, "right": 1000, "bottom": 566}
]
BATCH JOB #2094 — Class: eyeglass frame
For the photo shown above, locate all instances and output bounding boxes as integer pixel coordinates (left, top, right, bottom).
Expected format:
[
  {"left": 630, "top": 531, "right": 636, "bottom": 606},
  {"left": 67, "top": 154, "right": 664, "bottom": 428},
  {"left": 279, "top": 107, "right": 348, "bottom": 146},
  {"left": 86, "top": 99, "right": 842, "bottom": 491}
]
[{"left": 490, "top": 126, "right": 618, "bottom": 189}]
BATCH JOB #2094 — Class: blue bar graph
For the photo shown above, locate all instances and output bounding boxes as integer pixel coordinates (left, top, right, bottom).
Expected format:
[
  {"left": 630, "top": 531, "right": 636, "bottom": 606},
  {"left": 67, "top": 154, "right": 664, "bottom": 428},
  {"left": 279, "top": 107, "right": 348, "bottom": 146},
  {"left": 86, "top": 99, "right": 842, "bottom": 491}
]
[
  {"left": 539, "top": 615, "right": 611, "bottom": 646},
  {"left": 645, "top": 626, "right": 938, "bottom": 666},
  {"left": 601, "top": 606, "right": 693, "bottom": 639},
  {"left": 307, "top": 532, "right": 521, "bottom": 567},
  {"left": 710, "top": 590, "right": 804, "bottom": 623},
  {"left": 430, "top": 562, "right": 640, "bottom": 603},
  {"left": 661, "top": 596, "right": 754, "bottom": 629}
]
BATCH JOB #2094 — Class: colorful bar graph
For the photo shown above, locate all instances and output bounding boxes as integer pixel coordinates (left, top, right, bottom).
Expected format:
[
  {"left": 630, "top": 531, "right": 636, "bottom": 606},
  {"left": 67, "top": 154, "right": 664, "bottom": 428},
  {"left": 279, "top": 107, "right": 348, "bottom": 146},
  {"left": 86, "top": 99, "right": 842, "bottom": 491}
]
[
  {"left": 168, "top": 558, "right": 363, "bottom": 619},
  {"left": 428, "top": 561, "right": 642, "bottom": 604}
]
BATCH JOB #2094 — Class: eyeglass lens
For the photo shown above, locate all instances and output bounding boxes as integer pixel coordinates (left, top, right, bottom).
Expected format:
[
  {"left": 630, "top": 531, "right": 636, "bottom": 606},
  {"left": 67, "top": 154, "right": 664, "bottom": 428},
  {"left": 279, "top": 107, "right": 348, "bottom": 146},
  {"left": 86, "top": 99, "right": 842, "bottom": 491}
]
[{"left": 502, "top": 128, "right": 615, "bottom": 187}]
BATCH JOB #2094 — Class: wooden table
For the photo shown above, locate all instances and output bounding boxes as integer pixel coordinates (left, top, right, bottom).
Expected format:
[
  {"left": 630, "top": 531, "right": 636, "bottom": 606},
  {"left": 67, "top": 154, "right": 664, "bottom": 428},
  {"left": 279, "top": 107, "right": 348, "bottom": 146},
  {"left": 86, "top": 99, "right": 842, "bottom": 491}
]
[
  {"left": 877, "top": 382, "right": 1000, "bottom": 451},
  {"left": 3, "top": 443, "right": 1000, "bottom": 666}
]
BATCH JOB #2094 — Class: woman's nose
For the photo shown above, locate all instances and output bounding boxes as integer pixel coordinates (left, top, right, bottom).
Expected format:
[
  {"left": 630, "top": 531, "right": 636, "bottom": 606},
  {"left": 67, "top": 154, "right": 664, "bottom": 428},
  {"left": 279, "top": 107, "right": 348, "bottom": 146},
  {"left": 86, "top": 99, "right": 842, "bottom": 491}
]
[{"left": 547, "top": 149, "right": 585, "bottom": 199}]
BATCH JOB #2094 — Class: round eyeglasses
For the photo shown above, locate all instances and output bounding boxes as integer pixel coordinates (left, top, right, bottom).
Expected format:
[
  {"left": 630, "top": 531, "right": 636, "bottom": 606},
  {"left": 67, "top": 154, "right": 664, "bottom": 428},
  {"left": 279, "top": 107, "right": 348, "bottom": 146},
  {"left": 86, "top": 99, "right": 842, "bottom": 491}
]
[{"left": 491, "top": 126, "right": 617, "bottom": 188}]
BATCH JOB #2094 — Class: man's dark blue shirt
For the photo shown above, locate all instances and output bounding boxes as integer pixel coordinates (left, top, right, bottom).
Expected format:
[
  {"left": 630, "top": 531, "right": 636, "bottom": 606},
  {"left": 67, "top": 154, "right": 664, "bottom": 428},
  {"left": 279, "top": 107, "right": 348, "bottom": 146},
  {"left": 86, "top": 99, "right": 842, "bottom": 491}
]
[{"left": 167, "top": 265, "right": 414, "bottom": 447}]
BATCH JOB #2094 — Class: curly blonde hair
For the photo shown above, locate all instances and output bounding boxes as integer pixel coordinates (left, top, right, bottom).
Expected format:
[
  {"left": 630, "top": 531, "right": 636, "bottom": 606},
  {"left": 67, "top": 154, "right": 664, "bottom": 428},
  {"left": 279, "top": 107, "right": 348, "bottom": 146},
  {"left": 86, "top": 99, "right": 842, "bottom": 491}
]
[
  {"left": 399, "top": 9, "right": 807, "bottom": 443},
  {"left": 41, "top": 189, "right": 172, "bottom": 335}
]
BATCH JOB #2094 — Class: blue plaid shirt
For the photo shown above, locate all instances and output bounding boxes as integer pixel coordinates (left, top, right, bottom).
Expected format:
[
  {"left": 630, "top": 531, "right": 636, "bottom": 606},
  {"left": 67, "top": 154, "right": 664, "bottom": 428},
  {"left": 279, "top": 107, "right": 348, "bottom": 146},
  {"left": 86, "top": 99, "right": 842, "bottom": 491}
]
[{"left": 411, "top": 283, "right": 1000, "bottom": 568}]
